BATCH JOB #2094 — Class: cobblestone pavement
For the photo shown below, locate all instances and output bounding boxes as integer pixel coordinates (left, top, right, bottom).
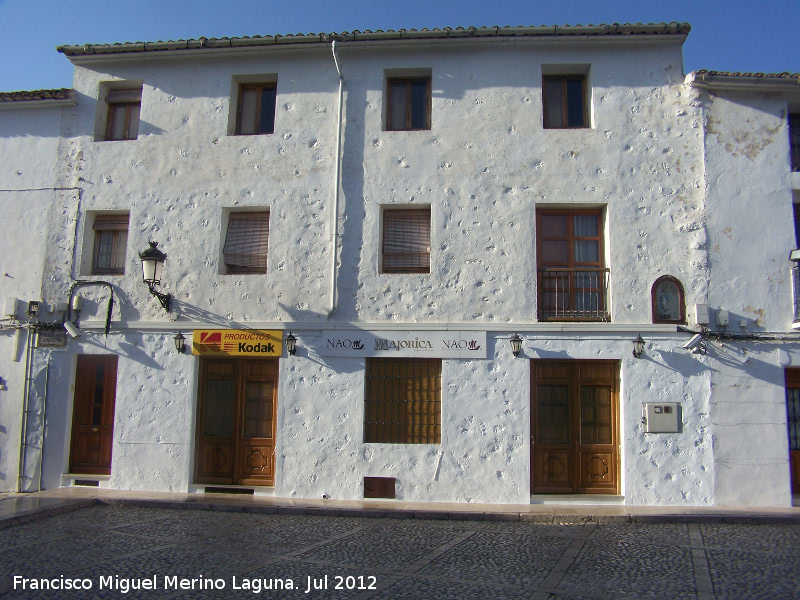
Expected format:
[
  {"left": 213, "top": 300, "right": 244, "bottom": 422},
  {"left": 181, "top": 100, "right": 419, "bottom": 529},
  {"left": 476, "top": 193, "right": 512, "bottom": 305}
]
[{"left": 1, "top": 505, "right": 799, "bottom": 600}]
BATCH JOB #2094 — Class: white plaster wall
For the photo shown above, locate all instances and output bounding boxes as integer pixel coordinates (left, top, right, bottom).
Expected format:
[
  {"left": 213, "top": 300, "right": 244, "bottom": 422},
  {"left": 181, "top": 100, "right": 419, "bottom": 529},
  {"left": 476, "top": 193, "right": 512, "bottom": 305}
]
[
  {"left": 0, "top": 105, "right": 65, "bottom": 492},
  {"left": 701, "top": 90, "right": 795, "bottom": 331},
  {"left": 40, "top": 333, "right": 197, "bottom": 492},
  {"left": 698, "top": 88, "right": 797, "bottom": 506},
  {"left": 0, "top": 105, "right": 62, "bottom": 190},
  {"left": 32, "top": 35, "right": 796, "bottom": 506},
  {"left": 277, "top": 334, "right": 529, "bottom": 503},
  {"left": 44, "top": 38, "right": 704, "bottom": 328}
]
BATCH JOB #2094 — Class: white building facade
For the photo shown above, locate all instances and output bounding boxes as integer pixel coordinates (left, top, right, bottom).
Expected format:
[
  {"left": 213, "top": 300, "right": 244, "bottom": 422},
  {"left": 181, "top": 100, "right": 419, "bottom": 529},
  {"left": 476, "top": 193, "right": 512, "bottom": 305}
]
[{"left": 1, "top": 24, "right": 799, "bottom": 507}]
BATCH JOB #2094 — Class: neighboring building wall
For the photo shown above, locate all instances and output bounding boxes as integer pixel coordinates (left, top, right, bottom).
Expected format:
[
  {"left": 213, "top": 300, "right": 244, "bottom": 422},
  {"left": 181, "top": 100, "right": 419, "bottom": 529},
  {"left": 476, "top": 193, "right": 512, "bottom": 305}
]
[
  {"left": 0, "top": 102, "right": 67, "bottom": 492},
  {"left": 697, "top": 86, "right": 799, "bottom": 506}
]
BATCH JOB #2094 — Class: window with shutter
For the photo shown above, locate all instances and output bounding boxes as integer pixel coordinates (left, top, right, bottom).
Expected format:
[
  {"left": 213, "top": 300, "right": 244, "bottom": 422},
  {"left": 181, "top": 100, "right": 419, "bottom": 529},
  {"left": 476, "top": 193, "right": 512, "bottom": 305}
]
[
  {"left": 223, "top": 212, "right": 270, "bottom": 274},
  {"left": 235, "top": 84, "right": 277, "bottom": 135},
  {"left": 386, "top": 77, "right": 431, "bottom": 131},
  {"left": 104, "top": 88, "right": 141, "bottom": 141},
  {"left": 382, "top": 208, "right": 431, "bottom": 273},
  {"left": 92, "top": 214, "right": 129, "bottom": 275},
  {"left": 364, "top": 358, "right": 441, "bottom": 444}
]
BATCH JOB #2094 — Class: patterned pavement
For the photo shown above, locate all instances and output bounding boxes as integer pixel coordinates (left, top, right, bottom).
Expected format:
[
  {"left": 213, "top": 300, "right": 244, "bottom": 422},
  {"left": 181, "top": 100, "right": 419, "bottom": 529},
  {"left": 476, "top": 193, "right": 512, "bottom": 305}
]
[{"left": 0, "top": 505, "right": 799, "bottom": 600}]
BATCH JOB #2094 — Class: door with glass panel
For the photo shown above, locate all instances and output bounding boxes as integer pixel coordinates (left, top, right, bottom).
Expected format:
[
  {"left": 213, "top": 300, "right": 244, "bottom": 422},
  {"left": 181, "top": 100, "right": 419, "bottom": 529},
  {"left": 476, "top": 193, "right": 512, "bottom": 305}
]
[
  {"left": 785, "top": 369, "right": 800, "bottom": 494},
  {"left": 195, "top": 359, "right": 278, "bottom": 486},
  {"left": 531, "top": 360, "right": 619, "bottom": 494},
  {"left": 69, "top": 355, "right": 118, "bottom": 474},
  {"left": 536, "top": 209, "right": 609, "bottom": 321}
]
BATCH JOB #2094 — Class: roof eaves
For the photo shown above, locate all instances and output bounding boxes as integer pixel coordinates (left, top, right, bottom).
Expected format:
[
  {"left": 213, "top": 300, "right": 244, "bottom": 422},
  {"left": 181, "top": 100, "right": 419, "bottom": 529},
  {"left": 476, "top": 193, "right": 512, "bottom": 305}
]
[
  {"left": 689, "top": 70, "right": 800, "bottom": 91},
  {"left": 0, "top": 88, "right": 77, "bottom": 110},
  {"left": 57, "top": 22, "right": 691, "bottom": 58}
]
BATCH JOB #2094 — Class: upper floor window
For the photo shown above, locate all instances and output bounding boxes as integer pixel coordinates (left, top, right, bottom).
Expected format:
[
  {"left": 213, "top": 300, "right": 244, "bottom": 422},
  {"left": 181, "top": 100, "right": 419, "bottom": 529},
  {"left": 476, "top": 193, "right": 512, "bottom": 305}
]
[
  {"left": 104, "top": 88, "right": 141, "bottom": 141},
  {"left": 536, "top": 208, "right": 608, "bottom": 321},
  {"left": 651, "top": 276, "right": 686, "bottom": 324},
  {"left": 543, "top": 75, "right": 587, "bottom": 129},
  {"left": 92, "top": 214, "right": 129, "bottom": 275},
  {"left": 382, "top": 208, "right": 431, "bottom": 273},
  {"left": 790, "top": 113, "right": 800, "bottom": 172},
  {"left": 223, "top": 211, "right": 270, "bottom": 274},
  {"left": 235, "top": 83, "right": 277, "bottom": 135},
  {"left": 386, "top": 77, "right": 431, "bottom": 131}
]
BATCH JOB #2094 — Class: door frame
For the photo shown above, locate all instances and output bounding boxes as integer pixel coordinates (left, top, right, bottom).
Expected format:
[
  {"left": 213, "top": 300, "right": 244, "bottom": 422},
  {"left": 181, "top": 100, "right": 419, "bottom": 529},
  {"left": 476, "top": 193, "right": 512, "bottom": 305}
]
[
  {"left": 194, "top": 357, "right": 279, "bottom": 486},
  {"left": 531, "top": 359, "right": 620, "bottom": 494}
]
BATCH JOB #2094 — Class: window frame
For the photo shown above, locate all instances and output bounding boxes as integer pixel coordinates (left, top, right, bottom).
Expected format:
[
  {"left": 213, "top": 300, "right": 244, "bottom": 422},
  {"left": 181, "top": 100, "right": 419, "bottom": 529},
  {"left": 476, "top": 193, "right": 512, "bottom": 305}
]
[
  {"left": 385, "top": 76, "right": 432, "bottom": 131},
  {"left": 222, "top": 211, "right": 270, "bottom": 274},
  {"left": 104, "top": 88, "right": 141, "bottom": 141},
  {"left": 651, "top": 275, "right": 686, "bottom": 324},
  {"left": 381, "top": 207, "right": 432, "bottom": 274},
  {"left": 364, "top": 358, "right": 442, "bottom": 444},
  {"left": 790, "top": 113, "right": 800, "bottom": 172},
  {"left": 91, "top": 214, "right": 129, "bottom": 275},
  {"left": 235, "top": 83, "right": 277, "bottom": 136},
  {"left": 536, "top": 207, "right": 608, "bottom": 321},
  {"left": 542, "top": 75, "right": 588, "bottom": 129}
]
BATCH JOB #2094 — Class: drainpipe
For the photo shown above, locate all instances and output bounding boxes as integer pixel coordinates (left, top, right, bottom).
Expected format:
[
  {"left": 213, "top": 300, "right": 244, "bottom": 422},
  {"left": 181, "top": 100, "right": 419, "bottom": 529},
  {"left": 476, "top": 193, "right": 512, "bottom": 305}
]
[
  {"left": 17, "top": 325, "right": 34, "bottom": 492},
  {"left": 328, "top": 39, "right": 344, "bottom": 317}
]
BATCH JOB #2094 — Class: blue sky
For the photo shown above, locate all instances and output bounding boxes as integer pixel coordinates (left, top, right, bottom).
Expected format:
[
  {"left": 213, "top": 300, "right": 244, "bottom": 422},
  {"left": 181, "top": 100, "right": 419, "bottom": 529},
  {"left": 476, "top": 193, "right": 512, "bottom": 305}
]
[{"left": 1, "top": 0, "right": 798, "bottom": 92}]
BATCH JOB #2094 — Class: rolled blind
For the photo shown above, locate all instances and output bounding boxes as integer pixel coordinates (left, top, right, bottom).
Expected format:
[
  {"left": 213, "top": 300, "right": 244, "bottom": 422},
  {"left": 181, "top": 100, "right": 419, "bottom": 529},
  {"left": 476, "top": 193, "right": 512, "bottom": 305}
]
[
  {"left": 382, "top": 209, "right": 431, "bottom": 273},
  {"left": 223, "top": 212, "right": 270, "bottom": 273},
  {"left": 106, "top": 88, "right": 142, "bottom": 103}
]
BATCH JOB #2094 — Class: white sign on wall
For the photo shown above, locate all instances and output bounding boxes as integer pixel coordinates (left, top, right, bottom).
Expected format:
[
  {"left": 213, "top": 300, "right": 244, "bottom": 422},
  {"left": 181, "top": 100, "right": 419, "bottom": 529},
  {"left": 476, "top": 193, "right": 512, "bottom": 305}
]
[{"left": 321, "top": 330, "right": 487, "bottom": 359}]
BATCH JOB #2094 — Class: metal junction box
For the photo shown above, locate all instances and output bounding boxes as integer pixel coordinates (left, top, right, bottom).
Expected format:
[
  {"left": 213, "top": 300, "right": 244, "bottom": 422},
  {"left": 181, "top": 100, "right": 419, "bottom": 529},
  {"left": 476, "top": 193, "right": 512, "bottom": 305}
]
[{"left": 642, "top": 403, "right": 681, "bottom": 433}]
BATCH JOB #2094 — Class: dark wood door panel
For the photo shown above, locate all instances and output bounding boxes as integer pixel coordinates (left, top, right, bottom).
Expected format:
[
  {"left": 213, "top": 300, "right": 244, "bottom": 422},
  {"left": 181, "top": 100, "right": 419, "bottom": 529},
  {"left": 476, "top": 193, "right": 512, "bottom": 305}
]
[
  {"left": 195, "top": 358, "right": 278, "bottom": 486},
  {"left": 69, "top": 355, "right": 118, "bottom": 475},
  {"left": 532, "top": 360, "right": 619, "bottom": 495}
]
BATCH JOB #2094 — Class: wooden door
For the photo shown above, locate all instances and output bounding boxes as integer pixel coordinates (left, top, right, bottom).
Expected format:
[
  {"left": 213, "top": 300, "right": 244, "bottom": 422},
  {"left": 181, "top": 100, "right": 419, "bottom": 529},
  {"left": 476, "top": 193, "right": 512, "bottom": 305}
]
[
  {"left": 531, "top": 360, "right": 619, "bottom": 494},
  {"left": 785, "top": 369, "right": 800, "bottom": 494},
  {"left": 69, "top": 355, "right": 118, "bottom": 475},
  {"left": 195, "top": 358, "right": 278, "bottom": 486}
]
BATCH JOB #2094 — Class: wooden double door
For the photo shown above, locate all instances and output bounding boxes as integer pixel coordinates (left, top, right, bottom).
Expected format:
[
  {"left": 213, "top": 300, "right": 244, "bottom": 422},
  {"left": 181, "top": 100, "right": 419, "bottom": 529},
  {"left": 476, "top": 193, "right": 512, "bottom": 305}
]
[
  {"left": 195, "top": 358, "right": 278, "bottom": 486},
  {"left": 531, "top": 360, "right": 619, "bottom": 494},
  {"left": 70, "top": 355, "right": 118, "bottom": 475}
]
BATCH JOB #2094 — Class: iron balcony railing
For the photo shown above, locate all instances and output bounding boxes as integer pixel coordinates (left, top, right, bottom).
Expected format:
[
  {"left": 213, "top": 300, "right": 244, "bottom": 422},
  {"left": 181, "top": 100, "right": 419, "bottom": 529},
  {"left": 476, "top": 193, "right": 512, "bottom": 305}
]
[{"left": 538, "top": 268, "right": 610, "bottom": 321}]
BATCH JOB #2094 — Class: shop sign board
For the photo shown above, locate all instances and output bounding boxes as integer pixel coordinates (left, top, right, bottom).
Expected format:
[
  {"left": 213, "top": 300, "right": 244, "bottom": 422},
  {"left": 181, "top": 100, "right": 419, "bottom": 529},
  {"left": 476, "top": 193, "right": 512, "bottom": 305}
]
[
  {"left": 192, "top": 329, "right": 283, "bottom": 357},
  {"left": 321, "top": 330, "right": 487, "bottom": 359}
]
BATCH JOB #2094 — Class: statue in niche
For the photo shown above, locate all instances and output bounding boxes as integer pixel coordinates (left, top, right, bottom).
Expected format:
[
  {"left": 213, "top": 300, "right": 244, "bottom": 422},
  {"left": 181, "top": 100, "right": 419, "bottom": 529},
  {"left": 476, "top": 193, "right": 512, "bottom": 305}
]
[{"left": 652, "top": 276, "right": 684, "bottom": 323}]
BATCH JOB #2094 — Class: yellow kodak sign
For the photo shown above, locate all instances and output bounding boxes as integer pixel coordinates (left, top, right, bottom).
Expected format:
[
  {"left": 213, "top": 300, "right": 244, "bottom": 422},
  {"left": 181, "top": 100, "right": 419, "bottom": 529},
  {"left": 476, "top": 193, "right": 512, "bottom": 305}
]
[{"left": 192, "top": 329, "right": 283, "bottom": 357}]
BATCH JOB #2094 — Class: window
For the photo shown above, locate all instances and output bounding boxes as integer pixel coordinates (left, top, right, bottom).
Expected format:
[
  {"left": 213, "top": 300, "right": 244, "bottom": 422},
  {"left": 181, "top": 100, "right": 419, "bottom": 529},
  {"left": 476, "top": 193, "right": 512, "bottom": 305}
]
[
  {"left": 235, "top": 84, "right": 276, "bottom": 135},
  {"left": 386, "top": 77, "right": 431, "bottom": 131},
  {"left": 104, "top": 89, "right": 141, "bottom": 141},
  {"left": 223, "top": 211, "right": 270, "bottom": 274},
  {"left": 364, "top": 358, "right": 441, "bottom": 444},
  {"left": 651, "top": 276, "right": 686, "bottom": 324},
  {"left": 794, "top": 203, "right": 800, "bottom": 248},
  {"left": 791, "top": 113, "right": 800, "bottom": 172},
  {"left": 92, "top": 214, "right": 129, "bottom": 275},
  {"left": 382, "top": 208, "right": 431, "bottom": 273},
  {"left": 536, "top": 208, "right": 608, "bottom": 321},
  {"left": 543, "top": 76, "right": 587, "bottom": 129}
]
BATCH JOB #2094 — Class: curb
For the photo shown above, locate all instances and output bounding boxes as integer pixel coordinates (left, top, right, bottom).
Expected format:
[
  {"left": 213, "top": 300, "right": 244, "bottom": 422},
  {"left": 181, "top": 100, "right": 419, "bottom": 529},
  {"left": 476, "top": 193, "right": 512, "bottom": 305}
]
[
  {"left": 2, "top": 497, "right": 799, "bottom": 528},
  {"left": 94, "top": 498, "right": 800, "bottom": 526},
  {"left": 0, "top": 498, "right": 95, "bottom": 531}
]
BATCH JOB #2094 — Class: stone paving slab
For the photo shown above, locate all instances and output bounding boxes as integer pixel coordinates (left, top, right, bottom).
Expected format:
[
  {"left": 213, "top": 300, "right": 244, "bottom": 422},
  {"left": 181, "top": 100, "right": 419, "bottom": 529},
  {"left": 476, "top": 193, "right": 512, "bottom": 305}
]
[{"left": 0, "top": 504, "right": 799, "bottom": 599}]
